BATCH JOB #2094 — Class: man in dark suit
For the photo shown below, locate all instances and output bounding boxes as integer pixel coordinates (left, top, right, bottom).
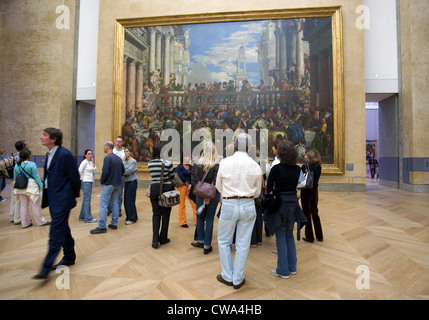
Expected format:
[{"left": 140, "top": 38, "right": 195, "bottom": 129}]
[{"left": 33, "top": 128, "right": 81, "bottom": 280}]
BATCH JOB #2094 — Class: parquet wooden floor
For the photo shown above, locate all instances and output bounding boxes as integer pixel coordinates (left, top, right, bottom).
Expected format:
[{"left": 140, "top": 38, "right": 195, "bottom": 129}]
[{"left": 0, "top": 179, "right": 428, "bottom": 300}]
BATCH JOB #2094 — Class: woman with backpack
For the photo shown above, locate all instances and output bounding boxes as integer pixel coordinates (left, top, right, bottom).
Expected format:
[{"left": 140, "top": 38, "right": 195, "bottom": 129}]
[{"left": 13, "top": 150, "right": 50, "bottom": 228}]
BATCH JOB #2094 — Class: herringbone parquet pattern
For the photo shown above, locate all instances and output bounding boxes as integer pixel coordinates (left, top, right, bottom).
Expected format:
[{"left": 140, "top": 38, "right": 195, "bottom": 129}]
[{"left": 1, "top": 180, "right": 428, "bottom": 300}]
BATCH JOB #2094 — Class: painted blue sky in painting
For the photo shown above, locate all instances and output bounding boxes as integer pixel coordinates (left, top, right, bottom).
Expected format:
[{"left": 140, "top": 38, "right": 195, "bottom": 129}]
[{"left": 183, "top": 20, "right": 268, "bottom": 87}]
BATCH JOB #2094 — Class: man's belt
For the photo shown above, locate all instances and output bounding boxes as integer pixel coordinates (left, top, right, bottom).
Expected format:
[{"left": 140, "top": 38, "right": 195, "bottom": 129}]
[{"left": 223, "top": 196, "right": 254, "bottom": 199}]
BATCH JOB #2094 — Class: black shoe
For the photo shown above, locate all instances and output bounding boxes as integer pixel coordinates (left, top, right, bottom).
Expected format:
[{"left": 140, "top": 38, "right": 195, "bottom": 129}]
[
  {"left": 216, "top": 274, "right": 233, "bottom": 286},
  {"left": 33, "top": 269, "right": 49, "bottom": 280},
  {"left": 90, "top": 227, "right": 107, "bottom": 234},
  {"left": 51, "top": 258, "right": 75, "bottom": 270},
  {"left": 204, "top": 246, "right": 213, "bottom": 254},
  {"left": 191, "top": 241, "right": 204, "bottom": 248},
  {"left": 303, "top": 237, "right": 314, "bottom": 243},
  {"left": 160, "top": 239, "right": 170, "bottom": 245},
  {"left": 152, "top": 242, "right": 159, "bottom": 249},
  {"left": 181, "top": 224, "right": 189, "bottom": 228},
  {"left": 233, "top": 278, "right": 246, "bottom": 290},
  {"left": 108, "top": 224, "right": 117, "bottom": 230}
]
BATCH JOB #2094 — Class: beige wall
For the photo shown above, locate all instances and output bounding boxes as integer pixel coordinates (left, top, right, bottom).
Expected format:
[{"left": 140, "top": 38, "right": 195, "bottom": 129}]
[
  {"left": 95, "top": 0, "right": 366, "bottom": 187},
  {"left": 398, "top": 0, "right": 429, "bottom": 187},
  {"left": 1, "top": 0, "right": 427, "bottom": 190},
  {"left": 0, "top": 0, "right": 78, "bottom": 156}
]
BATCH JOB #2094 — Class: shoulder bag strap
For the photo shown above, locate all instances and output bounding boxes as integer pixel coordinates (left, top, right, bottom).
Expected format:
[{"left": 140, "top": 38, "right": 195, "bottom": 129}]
[
  {"left": 305, "top": 163, "right": 311, "bottom": 173},
  {"left": 19, "top": 163, "right": 36, "bottom": 180},
  {"left": 200, "top": 168, "right": 211, "bottom": 184},
  {"left": 159, "top": 160, "right": 165, "bottom": 192}
]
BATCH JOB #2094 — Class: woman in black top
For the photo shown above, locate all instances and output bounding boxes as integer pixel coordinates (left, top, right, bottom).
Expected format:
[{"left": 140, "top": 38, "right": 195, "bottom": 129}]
[
  {"left": 266, "top": 141, "right": 307, "bottom": 279},
  {"left": 300, "top": 148, "right": 323, "bottom": 243}
]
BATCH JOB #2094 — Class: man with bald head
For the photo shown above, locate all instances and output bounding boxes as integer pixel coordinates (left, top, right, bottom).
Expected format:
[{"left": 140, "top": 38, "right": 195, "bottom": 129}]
[
  {"left": 91, "top": 141, "right": 124, "bottom": 234},
  {"left": 215, "top": 133, "right": 262, "bottom": 290}
]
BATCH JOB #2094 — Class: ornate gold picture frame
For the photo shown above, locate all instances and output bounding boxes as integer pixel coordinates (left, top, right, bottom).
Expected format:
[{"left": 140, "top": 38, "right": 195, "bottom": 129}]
[{"left": 113, "top": 7, "right": 344, "bottom": 175}]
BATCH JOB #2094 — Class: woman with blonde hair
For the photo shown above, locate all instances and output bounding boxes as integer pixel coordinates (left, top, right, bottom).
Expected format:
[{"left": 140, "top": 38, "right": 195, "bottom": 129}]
[
  {"left": 190, "top": 140, "right": 220, "bottom": 254},
  {"left": 300, "top": 148, "right": 323, "bottom": 242}
]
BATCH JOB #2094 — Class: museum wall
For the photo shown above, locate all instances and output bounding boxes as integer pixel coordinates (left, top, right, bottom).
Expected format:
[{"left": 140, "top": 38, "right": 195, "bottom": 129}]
[
  {"left": 94, "top": 0, "right": 366, "bottom": 189},
  {"left": 398, "top": 0, "right": 429, "bottom": 191},
  {"left": 0, "top": 0, "right": 78, "bottom": 157}
]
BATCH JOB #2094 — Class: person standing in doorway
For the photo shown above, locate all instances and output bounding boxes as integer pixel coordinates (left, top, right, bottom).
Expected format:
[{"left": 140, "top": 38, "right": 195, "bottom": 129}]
[{"left": 33, "top": 128, "right": 81, "bottom": 279}]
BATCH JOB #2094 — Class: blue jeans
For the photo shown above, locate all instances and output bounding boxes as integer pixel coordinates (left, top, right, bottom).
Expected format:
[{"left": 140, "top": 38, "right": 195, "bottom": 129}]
[
  {"left": 217, "top": 198, "right": 256, "bottom": 286},
  {"left": 195, "top": 193, "right": 220, "bottom": 249},
  {"left": 108, "top": 178, "right": 123, "bottom": 212},
  {"left": 275, "top": 222, "right": 297, "bottom": 276},
  {"left": 98, "top": 184, "right": 120, "bottom": 229},
  {"left": 79, "top": 182, "right": 94, "bottom": 222}
]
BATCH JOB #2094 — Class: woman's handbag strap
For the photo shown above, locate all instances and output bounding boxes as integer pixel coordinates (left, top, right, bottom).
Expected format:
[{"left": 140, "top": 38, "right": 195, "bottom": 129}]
[
  {"left": 159, "top": 160, "right": 165, "bottom": 191},
  {"left": 200, "top": 168, "right": 213, "bottom": 185}
]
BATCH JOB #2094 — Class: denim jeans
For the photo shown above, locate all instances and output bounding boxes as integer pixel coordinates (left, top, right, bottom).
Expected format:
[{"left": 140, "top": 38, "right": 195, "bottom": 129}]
[
  {"left": 79, "top": 182, "right": 94, "bottom": 222},
  {"left": 275, "top": 222, "right": 297, "bottom": 276},
  {"left": 98, "top": 184, "right": 120, "bottom": 229},
  {"left": 108, "top": 178, "right": 123, "bottom": 213},
  {"left": 195, "top": 193, "right": 220, "bottom": 249},
  {"left": 217, "top": 198, "right": 256, "bottom": 285}
]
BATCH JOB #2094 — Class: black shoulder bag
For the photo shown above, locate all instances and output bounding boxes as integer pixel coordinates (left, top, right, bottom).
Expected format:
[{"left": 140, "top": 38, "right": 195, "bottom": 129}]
[{"left": 14, "top": 163, "right": 35, "bottom": 190}]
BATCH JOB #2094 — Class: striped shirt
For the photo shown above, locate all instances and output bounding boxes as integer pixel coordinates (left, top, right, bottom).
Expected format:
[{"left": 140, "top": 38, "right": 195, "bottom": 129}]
[{"left": 148, "top": 159, "right": 174, "bottom": 185}]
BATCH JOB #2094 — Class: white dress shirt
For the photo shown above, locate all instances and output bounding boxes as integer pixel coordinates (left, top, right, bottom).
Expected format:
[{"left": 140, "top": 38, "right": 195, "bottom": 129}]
[
  {"left": 44, "top": 145, "right": 59, "bottom": 188},
  {"left": 78, "top": 159, "right": 97, "bottom": 182},
  {"left": 216, "top": 151, "right": 262, "bottom": 198}
]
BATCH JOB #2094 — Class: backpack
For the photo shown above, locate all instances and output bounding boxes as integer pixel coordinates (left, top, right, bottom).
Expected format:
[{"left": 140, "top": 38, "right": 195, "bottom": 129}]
[{"left": 0, "top": 157, "right": 15, "bottom": 179}]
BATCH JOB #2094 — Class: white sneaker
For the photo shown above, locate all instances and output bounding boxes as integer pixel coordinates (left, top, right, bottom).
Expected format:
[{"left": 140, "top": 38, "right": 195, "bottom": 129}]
[
  {"left": 270, "top": 269, "right": 290, "bottom": 279},
  {"left": 125, "top": 220, "right": 135, "bottom": 225}
]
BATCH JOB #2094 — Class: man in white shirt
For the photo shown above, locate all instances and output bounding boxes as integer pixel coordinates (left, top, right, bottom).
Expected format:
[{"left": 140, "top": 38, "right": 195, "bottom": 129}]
[
  {"left": 113, "top": 136, "right": 125, "bottom": 161},
  {"left": 215, "top": 133, "right": 262, "bottom": 290}
]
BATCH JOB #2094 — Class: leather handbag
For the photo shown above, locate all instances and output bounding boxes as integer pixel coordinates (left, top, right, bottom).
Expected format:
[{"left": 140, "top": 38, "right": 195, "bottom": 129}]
[
  {"left": 192, "top": 169, "right": 216, "bottom": 200},
  {"left": 158, "top": 161, "right": 180, "bottom": 207},
  {"left": 297, "top": 163, "right": 314, "bottom": 189},
  {"left": 171, "top": 171, "right": 184, "bottom": 187},
  {"left": 262, "top": 179, "right": 281, "bottom": 213}
]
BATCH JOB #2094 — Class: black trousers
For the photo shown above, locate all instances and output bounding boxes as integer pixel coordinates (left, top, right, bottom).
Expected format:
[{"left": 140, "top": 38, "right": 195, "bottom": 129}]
[
  {"left": 124, "top": 179, "right": 138, "bottom": 222},
  {"left": 251, "top": 201, "right": 264, "bottom": 245},
  {"left": 300, "top": 188, "right": 323, "bottom": 241},
  {"left": 42, "top": 210, "right": 75, "bottom": 272},
  {"left": 150, "top": 198, "right": 172, "bottom": 244}
]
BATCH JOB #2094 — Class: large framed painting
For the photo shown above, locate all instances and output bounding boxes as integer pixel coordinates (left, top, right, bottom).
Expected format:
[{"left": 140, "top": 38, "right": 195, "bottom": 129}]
[{"left": 113, "top": 7, "right": 344, "bottom": 175}]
